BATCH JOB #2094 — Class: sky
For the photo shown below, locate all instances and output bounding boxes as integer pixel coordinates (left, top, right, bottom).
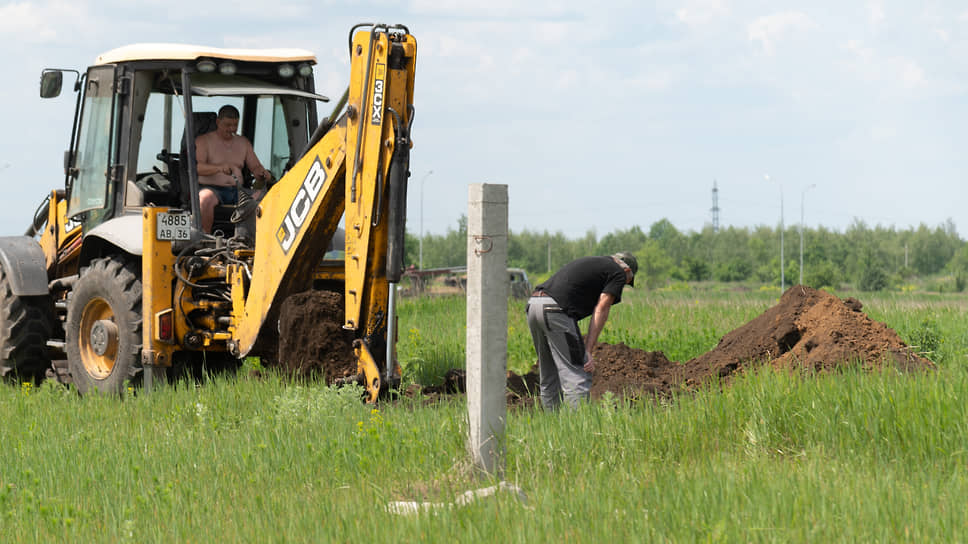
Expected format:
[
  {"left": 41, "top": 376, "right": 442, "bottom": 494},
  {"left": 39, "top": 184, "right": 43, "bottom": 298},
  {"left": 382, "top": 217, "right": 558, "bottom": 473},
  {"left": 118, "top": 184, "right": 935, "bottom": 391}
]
[{"left": 1, "top": 0, "right": 966, "bottom": 241}]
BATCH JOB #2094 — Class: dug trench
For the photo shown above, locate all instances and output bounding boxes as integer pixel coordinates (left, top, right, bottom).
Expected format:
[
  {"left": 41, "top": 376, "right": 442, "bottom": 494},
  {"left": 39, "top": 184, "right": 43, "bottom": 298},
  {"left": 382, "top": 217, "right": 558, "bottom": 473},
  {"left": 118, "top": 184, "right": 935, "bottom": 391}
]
[{"left": 274, "top": 286, "right": 935, "bottom": 407}]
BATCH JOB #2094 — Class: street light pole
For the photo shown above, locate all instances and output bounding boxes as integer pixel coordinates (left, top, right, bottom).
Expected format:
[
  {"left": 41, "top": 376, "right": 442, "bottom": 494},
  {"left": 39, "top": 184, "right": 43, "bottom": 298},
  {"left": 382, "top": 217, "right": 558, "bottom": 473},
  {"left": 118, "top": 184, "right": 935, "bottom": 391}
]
[
  {"left": 766, "top": 174, "right": 784, "bottom": 292},
  {"left": 419, "top": 170, "right": 433, "bottom": 269},
  {"left": 800, "top": 184, "right": 816, "bottom": 285}
]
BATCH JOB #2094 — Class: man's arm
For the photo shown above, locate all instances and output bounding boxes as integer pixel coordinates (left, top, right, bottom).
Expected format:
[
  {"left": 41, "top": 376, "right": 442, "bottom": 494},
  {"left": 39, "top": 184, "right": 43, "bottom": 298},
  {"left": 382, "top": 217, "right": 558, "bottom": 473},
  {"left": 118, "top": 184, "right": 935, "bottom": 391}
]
[
  {"left": 583, "top": 292, "right": 615, "bottom": 372},
  {"left": 243, "top": 140, "right": 272, "bottom": 181}
]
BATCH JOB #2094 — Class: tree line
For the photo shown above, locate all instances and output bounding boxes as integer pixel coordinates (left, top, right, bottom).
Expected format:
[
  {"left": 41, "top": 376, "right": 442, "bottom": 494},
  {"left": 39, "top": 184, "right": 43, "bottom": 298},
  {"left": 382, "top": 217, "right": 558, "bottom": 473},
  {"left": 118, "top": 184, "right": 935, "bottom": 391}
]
[{"left": 405, "top": 217, "right": 968, "bottom": 292}]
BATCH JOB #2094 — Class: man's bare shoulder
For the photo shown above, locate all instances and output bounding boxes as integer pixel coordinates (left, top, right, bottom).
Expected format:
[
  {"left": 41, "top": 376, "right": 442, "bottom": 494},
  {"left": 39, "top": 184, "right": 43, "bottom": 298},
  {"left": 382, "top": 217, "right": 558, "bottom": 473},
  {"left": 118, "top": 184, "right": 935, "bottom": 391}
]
[
  {"left": 195, "top": 130, "right": 217, "bottom": 146},
  {"left": 231, "top": 133, "right": 254, "bottom": 148}
]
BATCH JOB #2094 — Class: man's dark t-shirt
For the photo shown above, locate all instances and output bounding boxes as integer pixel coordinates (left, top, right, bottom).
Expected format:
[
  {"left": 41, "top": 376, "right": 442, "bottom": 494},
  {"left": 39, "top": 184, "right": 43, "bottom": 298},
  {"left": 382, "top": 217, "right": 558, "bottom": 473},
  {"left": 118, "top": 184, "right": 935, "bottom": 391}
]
[{"left": 535, "top": 256, "right": 626, "bottom": 320}]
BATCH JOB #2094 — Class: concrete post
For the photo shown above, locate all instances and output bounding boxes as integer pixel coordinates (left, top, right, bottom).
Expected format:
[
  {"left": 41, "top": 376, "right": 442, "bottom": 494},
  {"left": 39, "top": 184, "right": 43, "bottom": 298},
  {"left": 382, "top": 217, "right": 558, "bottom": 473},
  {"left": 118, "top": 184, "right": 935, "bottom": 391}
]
[{"left": 466, "top": 183, "right": 508, "bottom": 477}]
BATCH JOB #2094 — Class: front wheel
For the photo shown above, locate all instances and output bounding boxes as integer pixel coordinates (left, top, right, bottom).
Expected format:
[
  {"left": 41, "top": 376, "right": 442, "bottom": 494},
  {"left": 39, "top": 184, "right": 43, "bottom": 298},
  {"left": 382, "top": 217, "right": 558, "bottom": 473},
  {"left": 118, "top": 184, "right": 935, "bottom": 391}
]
[{"left": 66, "top": 256, "right": 142, "bottom": 395}]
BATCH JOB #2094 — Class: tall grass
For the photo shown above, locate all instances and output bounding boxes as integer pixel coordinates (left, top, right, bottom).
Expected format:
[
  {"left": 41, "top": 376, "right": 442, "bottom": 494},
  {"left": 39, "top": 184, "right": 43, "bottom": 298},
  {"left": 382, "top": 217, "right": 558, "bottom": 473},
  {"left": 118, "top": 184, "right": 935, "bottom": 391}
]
[{"left": 2, "top": 289, "right": 966, "bottom": 541}]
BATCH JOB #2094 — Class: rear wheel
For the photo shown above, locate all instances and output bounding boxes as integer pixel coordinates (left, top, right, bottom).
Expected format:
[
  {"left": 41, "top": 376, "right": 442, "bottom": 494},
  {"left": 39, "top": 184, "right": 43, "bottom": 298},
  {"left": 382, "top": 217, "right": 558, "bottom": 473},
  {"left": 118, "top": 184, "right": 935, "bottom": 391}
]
[
  {"left": 0, "top": 264, "right": 53, "bottom": 381},
  {"left": 66, "top": 256, "right": 142, "bottom": 395}
]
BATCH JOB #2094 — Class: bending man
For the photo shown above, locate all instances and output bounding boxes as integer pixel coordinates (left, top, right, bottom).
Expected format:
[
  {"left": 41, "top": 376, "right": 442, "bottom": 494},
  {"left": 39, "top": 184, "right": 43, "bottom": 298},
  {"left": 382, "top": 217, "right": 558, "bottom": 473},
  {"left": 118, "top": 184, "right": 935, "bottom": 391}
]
[
  {"left": 526, "top": 252, "right": 637, "bottom": 410},
  {"left": 195, "top": 105, "right": 272, "bottom": 233}
]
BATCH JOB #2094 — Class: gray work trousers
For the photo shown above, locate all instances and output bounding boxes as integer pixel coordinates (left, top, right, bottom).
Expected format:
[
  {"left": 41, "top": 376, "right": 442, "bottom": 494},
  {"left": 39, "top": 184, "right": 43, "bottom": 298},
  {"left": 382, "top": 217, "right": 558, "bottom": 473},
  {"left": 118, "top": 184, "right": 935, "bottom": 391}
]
[{"left": 526, "top": 295, "right": 592, "bottom": 410}]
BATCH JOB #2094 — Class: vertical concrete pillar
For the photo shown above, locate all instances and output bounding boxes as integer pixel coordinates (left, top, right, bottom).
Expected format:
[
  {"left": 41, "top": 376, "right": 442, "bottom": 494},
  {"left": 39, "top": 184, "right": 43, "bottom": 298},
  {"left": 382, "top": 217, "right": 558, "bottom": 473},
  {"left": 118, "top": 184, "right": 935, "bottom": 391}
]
[{"left": 466, "top": 183, "right": 508, "bottom": 477}]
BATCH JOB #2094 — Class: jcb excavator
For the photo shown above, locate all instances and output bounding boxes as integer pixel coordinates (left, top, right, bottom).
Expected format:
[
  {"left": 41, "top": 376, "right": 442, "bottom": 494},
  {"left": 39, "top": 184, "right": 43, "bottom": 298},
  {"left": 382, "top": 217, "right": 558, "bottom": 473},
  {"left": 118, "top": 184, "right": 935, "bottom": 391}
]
[{"left": 0, "top": 23, "right": 415, "bottom": 402}]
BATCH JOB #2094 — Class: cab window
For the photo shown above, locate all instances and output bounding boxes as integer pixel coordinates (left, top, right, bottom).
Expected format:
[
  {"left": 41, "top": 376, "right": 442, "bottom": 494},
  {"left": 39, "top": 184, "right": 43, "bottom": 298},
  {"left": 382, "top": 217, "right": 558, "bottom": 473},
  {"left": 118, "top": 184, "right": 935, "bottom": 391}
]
[
  {"left": 68, "top": 65, "right": 117, "bottom": 219},
  {"left": 253, "top": 96, "right": 291, "bottom": 180}
]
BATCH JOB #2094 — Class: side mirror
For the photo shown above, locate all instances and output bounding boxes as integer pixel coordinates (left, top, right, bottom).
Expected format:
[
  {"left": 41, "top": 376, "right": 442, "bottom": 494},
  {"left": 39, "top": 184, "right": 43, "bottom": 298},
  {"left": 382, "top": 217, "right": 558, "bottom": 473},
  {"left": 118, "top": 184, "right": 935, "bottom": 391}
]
[{"left": 40, "top": 70, "right": 64, "bottom": 98}]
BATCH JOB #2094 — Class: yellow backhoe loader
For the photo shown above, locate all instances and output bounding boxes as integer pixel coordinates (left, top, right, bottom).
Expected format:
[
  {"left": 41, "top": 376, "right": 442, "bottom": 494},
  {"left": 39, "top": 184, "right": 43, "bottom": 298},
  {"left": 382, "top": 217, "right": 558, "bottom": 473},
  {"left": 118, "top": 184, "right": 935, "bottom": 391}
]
[{"left": 1, "top": 23, "right": 416, "bottom": 402}]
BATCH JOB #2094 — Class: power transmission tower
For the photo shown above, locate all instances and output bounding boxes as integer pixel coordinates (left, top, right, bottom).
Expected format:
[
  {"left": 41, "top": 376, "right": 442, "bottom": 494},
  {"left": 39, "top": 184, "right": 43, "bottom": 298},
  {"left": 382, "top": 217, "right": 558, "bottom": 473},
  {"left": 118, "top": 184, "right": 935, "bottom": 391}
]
[{"left": 711, "top": 180, "right": 720, "bottom": 233}]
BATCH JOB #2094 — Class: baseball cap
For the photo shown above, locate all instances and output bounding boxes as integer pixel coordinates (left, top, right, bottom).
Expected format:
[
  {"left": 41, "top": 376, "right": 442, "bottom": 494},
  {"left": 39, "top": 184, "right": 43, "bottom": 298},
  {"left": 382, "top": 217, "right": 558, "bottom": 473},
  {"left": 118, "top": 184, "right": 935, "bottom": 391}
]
[{"left": 612, "top": 252, "right": 638, "bottom": 287}]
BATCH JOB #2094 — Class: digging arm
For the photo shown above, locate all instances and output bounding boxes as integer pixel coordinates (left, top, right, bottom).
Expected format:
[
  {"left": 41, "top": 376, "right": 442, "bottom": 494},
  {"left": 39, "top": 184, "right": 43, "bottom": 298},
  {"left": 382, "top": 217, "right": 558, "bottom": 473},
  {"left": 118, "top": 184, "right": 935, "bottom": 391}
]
[{"left": 228, "top": 25, "right": 417, "bottom": 402}]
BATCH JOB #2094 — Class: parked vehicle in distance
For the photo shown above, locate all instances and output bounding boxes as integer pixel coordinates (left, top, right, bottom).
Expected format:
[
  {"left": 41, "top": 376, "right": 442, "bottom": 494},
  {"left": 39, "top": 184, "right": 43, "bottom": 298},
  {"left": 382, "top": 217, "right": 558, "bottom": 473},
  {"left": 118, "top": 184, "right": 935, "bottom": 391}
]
[{"left": 400, "top": 267, "right": 531, "bottom": 298}]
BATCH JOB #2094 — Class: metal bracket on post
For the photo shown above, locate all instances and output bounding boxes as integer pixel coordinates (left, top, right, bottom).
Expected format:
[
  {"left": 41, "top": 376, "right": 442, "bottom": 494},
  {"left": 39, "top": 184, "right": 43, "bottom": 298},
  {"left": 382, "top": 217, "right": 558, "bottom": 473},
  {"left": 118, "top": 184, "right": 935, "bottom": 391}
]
[{"left": 472, "top": 235, "right": 493, "bottom": 256}]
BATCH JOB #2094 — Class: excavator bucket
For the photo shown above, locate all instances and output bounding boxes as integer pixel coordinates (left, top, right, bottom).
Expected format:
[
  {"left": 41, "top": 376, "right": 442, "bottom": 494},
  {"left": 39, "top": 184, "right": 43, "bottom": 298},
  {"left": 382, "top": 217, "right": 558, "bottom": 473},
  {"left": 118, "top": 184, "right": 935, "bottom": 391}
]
[{"left": 353, "top": 339, "right": 382, "bottom": 403}]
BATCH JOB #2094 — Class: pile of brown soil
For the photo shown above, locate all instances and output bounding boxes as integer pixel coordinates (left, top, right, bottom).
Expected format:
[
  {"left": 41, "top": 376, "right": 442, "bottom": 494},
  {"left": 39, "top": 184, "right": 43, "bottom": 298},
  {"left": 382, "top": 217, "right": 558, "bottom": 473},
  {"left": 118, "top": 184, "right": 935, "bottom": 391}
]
[
  {"left": 589, "top": 285, "right": 934, "bottom": 403},
  {"left": 276, "top": 290, "right": 357, "bottom": 382},
  {"left": 274, "top": 286, "right": 935, "bottom": 406}
]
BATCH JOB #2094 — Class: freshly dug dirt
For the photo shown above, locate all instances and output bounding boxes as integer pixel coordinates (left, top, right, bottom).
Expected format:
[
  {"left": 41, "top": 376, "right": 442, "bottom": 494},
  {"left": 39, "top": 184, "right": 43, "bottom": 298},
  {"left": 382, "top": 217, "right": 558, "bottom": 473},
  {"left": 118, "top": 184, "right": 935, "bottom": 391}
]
[
  {"left": 276, "top": 290, "right": 357, "bottom": 381},
  {"left": 588, "top": 285, "right": 934, "bottom": 403},
  {"left": 590, "top": 345, "right": 681, "bottom": 401},
  {"left": 274, "top": 286, "right": 935, "bottom": 406}
]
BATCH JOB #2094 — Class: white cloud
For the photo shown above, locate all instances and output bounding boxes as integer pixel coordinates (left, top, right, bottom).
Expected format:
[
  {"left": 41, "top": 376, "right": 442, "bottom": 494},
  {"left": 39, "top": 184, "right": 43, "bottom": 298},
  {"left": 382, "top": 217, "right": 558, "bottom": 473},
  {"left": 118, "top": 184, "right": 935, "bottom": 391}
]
[
  {"left": 747, "top": 11, "right": 815, "bottom": 56},
  {"left": 534, "top": 21, "right": 572, "bottom": 45},
  {"left": 867, "top": 1, "right": 885, "bottom": 26},
  {"left": 510, "top": 47, "right": 536, "bottom": 67},
  {"left": 554, "top": 69, "right": 579, "bottom": 92},
  {"left": 675, "top": 0, "right": 728, "bottom": 28},
  {"left": 845, "top": 38, "right": 873, "bottom": 62},
  {"left": 628, "top": 70, "right": 677, "bottom": 92},
  {"left": 844, "top": 39, "right": 927, "bottom": 93},
  {"left": 409, "top": 0, "right": 574, "bottom": 18},
  {"left": 0, "top": 1, "right": 80, "bottom": 44},
  {"left": 869, "top": 123, "right": 897, "bottom": 142},
  {"left": 896, "top": 58, "right": 925, "bottom": 89}
]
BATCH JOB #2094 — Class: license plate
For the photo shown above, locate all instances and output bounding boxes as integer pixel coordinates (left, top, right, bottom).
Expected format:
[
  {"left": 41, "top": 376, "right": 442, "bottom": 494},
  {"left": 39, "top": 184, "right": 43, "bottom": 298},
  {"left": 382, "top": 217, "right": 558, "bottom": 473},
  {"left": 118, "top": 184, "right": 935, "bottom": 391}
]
[{"left": 156, "top": 212, "right": 192, "bottom": 241}]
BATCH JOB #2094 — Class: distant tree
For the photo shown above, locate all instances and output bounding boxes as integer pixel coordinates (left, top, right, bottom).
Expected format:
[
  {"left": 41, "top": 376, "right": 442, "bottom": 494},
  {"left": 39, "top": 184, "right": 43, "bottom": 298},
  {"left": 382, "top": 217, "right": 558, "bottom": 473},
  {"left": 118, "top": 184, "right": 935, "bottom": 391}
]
[
  {"left": 946, "top": 242, "right": 968, "bottom": 292},
  {"left": 416, "top": 214, "right": 965, "bottom": 289},
  {"left": 597, "top": 225, "right": 648, "bottom": 256},
  {"left": 859, "top": 264, "right": 888, "bottom": 291},
  {"left": 637, "top": 239, "right": 674, "bottom": 288},
  {"left": 421, "top": 215, "right": 467, "bottom": 268},
  {"left": 713, "top": 257, "right": 752, "bottom": 282},
  {"left": 909, "top": 222, "right": 961, "bottom": 275},
  {"left": 708, "top": 226, "right": 753, "bottom": 282},
  {"left": 804, "top": 260, "right": 839, "bottom": 289},
  {"left": 679, "top": 256, "right": 711, "bottom": 282},
  {"left": 403, "top": 230, "right": 419, "bottom": 268},
  {"left": 857, "top": 244, "right": 889, "bottom": 292}
]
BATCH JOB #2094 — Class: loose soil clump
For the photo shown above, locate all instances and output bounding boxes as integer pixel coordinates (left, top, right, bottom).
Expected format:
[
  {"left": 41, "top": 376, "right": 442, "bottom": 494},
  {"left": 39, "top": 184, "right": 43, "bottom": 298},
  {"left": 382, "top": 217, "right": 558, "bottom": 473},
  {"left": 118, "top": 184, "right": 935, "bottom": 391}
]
[
  {"left": 277, "top": 290, "right": 357, "bottom": 381},
  {"left": 274, "top": 286, "right": 935, "bottom": 406}
]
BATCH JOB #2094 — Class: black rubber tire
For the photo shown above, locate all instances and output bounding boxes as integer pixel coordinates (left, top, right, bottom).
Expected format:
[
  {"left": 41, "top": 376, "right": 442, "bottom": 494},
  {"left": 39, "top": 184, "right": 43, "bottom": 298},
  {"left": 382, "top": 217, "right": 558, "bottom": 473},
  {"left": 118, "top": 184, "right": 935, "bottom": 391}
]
[
  {"left": 0, "top": 264, "right": 53, "bottom": 381},
  {"left": 66, "top": 256, "right": 143, "bottom": 395}
]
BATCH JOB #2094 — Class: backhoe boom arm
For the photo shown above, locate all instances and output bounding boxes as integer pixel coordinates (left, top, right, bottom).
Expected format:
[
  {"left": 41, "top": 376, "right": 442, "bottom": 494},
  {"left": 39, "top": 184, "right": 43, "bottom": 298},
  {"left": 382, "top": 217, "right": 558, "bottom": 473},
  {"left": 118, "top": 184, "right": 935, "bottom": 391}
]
[{"left": 229, "top": 25, "right": 416, "bottom": 401}]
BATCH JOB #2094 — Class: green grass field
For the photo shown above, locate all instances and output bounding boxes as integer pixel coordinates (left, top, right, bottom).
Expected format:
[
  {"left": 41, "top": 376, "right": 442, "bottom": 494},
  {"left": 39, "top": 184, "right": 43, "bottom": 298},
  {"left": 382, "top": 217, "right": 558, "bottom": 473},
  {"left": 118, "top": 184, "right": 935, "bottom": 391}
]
[{"left": 2, "top": 288, "right": 966, "bottom": 542}]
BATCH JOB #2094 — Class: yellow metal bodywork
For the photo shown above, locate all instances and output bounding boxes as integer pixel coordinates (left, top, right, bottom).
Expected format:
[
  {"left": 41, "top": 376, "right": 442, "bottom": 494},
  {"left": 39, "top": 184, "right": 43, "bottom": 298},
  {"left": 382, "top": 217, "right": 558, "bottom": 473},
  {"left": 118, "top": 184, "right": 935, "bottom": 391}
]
[
  {"left": 141, "top": 207, "right": 179, "bottom": 368},
  {"left": 343, "top": 30, "right": 417, "bottom": 338},
  {"left": 142, "top": 207, "right": 235, "bottom": 367},
  {"left": 37, "top": 190, "right": 82, "bottom": 279}
]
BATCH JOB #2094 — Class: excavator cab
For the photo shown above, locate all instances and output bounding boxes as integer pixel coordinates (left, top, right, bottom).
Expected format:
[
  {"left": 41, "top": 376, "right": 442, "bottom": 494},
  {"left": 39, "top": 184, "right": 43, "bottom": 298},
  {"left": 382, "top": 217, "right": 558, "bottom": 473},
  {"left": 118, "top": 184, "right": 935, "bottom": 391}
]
[{"left": 42, "top": 48, "right": 326, "bottom": 234}]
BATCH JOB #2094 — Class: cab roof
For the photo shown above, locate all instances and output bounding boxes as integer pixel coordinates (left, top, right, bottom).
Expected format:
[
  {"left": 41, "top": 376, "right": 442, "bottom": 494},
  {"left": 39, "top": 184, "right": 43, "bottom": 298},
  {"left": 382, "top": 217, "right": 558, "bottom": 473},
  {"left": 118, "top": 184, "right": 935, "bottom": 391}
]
[{"left": 95, "top": 43, "right": 317, "bottom": 66}]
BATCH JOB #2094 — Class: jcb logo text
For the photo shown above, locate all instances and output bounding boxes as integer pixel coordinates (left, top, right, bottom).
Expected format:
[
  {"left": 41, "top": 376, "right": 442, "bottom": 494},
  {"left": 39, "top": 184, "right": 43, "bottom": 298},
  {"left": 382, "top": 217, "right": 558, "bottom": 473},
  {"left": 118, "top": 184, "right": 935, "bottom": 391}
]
[{"left": 277, "top": 157, "right": 327, "bottom": 253}]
